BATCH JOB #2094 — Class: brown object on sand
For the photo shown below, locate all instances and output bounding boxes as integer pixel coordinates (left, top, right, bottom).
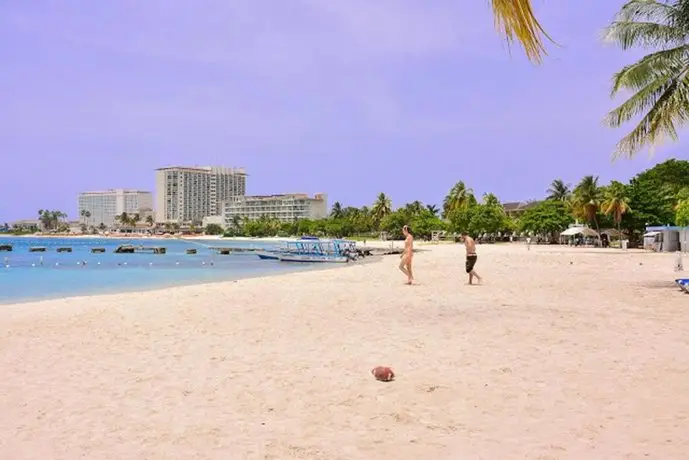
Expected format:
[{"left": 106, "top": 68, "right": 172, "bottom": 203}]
[{"left": 371, "top": 366, "right": 395, "bottom": 382}]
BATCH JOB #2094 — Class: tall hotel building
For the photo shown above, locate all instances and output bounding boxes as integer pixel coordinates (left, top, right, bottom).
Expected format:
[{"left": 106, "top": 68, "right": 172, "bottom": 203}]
[
  {"left": 78, "top": 189, "right": 153, "bottom": 227},
  {"left": 155, "top": 166, "right": 247, "bottom": 223}
]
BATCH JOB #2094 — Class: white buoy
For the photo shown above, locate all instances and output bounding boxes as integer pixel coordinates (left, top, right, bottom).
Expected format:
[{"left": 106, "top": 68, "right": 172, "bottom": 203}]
[
  {"left": 123, "top": 262, "right": 127, "bottom": 266},
  {"left": 31, "top": 263, "right": 35, "bottom": 267},
  {"left": 55, "top": 262, "right": 59, "bottom": 266},
  {"left": 202, "top": 261, "right": 206, "bottom": 265},
  {"left": 97, "top": 262, "right": 101, "bottom": 265},
  {"left": 149, "top": 262, "right": 153, "bottom": 266},
  {"left": 176, "top": 262, "right": 180, "bottom": 265}
]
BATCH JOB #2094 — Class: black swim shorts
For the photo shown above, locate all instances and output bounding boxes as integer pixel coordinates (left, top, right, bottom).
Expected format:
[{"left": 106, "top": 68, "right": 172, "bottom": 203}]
[{"left": 465, "top": 254, "right": 478, "bottom": 273}]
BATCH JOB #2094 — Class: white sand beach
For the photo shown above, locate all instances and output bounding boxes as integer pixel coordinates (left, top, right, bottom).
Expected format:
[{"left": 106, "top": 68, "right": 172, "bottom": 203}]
[{"left": 2, "top": 244, "right": 688, "bottom": 459}]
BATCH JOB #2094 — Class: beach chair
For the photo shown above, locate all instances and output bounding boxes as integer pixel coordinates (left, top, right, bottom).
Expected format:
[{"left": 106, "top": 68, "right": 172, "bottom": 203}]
[{"left": 675, "top": 279, "right": 689, "bottom": 293}]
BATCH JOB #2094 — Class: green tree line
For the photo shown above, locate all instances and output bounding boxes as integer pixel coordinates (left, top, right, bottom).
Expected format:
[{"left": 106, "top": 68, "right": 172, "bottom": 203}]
[{"left": 219, "top": 159, "right": 689, "bottom": 244}]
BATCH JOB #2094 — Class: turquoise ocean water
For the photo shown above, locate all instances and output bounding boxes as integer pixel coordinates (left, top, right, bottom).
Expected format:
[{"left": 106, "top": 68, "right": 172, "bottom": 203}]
[{"left": 0, "top": 237, "right": 317, "bottom": 304}]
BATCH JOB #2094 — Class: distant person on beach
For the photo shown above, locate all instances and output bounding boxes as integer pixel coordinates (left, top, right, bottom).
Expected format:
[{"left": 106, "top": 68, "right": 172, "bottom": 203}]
[
  {"left": 526, "top": 236, "right": 532, "bottom": 251},
  {"left": 399, "top": 225, "right": 414, "bottom": 285},
  {"left": 460, "top": 232, "right": 482, "bottom": 285}
]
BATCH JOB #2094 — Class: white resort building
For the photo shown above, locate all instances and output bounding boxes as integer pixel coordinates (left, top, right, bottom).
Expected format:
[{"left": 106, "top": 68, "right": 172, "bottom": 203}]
[
  {"left": 155, "top": 166, "right": 247, "bottom": 224},
  {"left": 222, "top": 193, "right": 327, "bottom": 225},
  {"left": 78, "top": 189, "right": 153, "bottom": 228}
]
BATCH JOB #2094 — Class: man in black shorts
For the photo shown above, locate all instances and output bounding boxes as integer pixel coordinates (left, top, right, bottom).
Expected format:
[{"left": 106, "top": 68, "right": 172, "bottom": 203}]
[{"left": 461, "top": 231, "right": 482, "bottom": 285}]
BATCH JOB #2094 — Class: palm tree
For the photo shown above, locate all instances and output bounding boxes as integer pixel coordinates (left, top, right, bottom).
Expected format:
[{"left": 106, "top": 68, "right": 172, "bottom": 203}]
[
  {"left": 38, "top": 210, "right": 66, "bottom": 231},
  {"left": 372, "top": 193, "right": 392, "bottom": 224},
  {"left": 483, "top": 193, "right": 501, "bottom": 207},
  {"left": 547, "top": 179, "right": 571, "bottom": 201},
  {"left": 404, "top": 201, "right": 424, "bottom": 216},
  {"left": 603, "top": 0, "right": 689, "bottom": 157},
  {"left": 573, "top": 175, "right": 603, "bottom": 241},
  {"left": 80, "top": 209, "right": 91, "bottom": 225},
  {"left": 145, "top": 215, "right": 155, "bottom": 227},
  {"left": 443, "top": 181, "right": 474, "bottom": 217},
  {"left": 601, "top": 181, "right": 632, "bottom": 247},
  {"left": 330, "top": 201, "right": 344, "bottom": 219},
  {"left": 231, "top": 215, "right": 242, "bottom": 231},
  {"left": 116, "top": 212, "right": 130, "bottom": 228},
  {"left": 426, "top": 204, "right": 440, "bottom": 216}
]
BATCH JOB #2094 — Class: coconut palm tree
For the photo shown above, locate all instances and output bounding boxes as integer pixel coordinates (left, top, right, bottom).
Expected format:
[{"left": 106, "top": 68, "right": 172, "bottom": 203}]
[
  {"left": 426, "top": 204, "right": 440, "bottom": 216},
  {"left": 601, "top": 181, "right": 632, "bottom": 246},
  {"left": 483, "top": 193, "right": 501, "bottom": 207},
  {"left": 404, "top": 201, "right": 424, "bottom": 216},
  {"left": 546, "top": 179, "right": 571, "bottom": 201},
  {"left": 603, "top": 0, "right": 689, "bottom": 158},
  {"left": 38, "top": 210, "right": 66, "bottom": 231},
  {"left": 330, "top": 201, "right": 344, "bottom": 219},
  {"left": 573, "top": 175, "right": 603, "bottom": 241},
  {"left": 116, "top": 212, "right": 130, "bottom": 228},
  {"left": 372, "top": 193, "right": 393, "bottom": 224},
  {"left": 145, "top": 215, "right": 155, "bottom": 227},
  {"left": 80, "top": 209, "right": 91, "bottom": 225},
  {"left": 443, "top": 181, "right": 475, "bottom": 217}
]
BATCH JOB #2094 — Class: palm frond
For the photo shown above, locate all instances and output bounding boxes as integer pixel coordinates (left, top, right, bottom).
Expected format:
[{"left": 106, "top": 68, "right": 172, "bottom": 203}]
[
  {"left": 491, "top": 0, "right": 554, "bottom": 64},
  {"left": 609, "top": 45, "right": 688, "bottom": 95},
  {"left": 611, "top": 73, "right": 689, "bottom": 157},
  {"left": 615, "top": 0, "right": 675, "bottom": 24},
  {"left": 607, "top": 76, "right": 679, "bottom": 127},
  {"left": 603, "top": 21, "right": 686, "bottom": 49}
]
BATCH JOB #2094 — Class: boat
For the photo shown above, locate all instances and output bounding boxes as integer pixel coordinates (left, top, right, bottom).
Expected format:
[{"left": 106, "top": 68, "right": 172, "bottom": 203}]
[
  {"left": 273, "top": 238, "right": 358, "bottom": 263},
  {"left": 278, "top": 254, "right": 349, "bottom": 263},
  {"left": 256, "top": 252, "right": 280, "bottom": 260}
]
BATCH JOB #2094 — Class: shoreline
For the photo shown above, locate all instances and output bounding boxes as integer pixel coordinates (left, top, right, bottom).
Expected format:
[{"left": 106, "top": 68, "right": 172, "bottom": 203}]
[{"left": 0, "top": 257, "right": 360, "bottom": 308}]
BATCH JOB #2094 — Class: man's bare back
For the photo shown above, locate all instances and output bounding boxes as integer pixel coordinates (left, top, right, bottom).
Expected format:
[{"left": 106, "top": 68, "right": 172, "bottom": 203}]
[{"left": 461, "top": 232, "right": 481, "bottom": 285}]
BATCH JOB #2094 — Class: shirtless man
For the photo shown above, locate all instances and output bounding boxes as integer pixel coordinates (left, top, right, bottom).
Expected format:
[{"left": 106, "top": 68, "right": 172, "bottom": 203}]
[
  {"left": 461, "top": 231, "right": 482, "bottom": 285},
  {"left": 399, "top": 225, "right": 414, "bottom": 285}
]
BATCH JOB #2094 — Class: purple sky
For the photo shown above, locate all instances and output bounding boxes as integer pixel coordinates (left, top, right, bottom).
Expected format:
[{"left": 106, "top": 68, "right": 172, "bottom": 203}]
[{"left": 1, "top": 0, "right": 686, "bottom": 221}]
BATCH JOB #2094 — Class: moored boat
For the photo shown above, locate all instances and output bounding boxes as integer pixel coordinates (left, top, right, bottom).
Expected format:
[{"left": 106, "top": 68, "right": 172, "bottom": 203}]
[{"left": 278, "top": 254, "right": 349, "bottom": 263}]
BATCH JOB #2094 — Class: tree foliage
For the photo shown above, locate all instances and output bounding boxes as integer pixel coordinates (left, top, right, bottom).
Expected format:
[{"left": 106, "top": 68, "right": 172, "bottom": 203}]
[
  {"left": 676, "top": 200, "right": 689, "bottom": 226},
  {"left": 518, "top": 200, "right": 573, "bottom": 235}
]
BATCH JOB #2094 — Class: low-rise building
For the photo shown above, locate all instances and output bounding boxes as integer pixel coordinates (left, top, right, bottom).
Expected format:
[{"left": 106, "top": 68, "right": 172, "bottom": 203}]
[
  {"left": 10, "top": 219, "right": 41, "bottom": 232},
  {"left": 223, "top": 193, "right": 327, "bottom": 224},
  {"left": 503, "top": 200, "right": 540, "bottom": 217},
  {"left": 644, "top": 225, "right": 689, "bottom": 252}
]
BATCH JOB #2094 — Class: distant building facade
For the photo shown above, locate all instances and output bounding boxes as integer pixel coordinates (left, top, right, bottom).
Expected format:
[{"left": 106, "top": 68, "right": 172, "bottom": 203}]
[
  {"left": 155, "top": 166, "right": 247, "bottom": 223},
  {"left": 78, "top": 189, "right": 153, "bottom": 228},
  {"left": 223, "top": 193, "right": 327, "bottom": 224},
  {"left": 503, "top": 200, "right": 541, "bottom": 217}
]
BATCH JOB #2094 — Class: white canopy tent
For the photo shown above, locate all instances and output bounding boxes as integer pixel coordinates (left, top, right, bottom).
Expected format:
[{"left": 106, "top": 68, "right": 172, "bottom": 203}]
[{"left": 560, "top": 227, "right": 599, "bottom": 237}]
